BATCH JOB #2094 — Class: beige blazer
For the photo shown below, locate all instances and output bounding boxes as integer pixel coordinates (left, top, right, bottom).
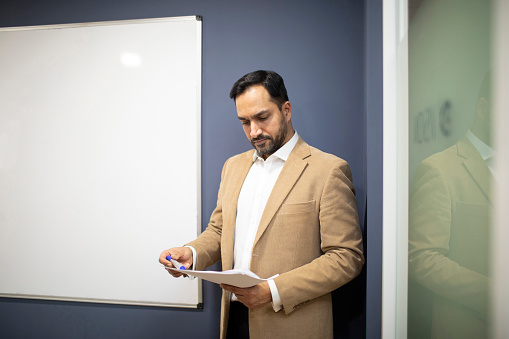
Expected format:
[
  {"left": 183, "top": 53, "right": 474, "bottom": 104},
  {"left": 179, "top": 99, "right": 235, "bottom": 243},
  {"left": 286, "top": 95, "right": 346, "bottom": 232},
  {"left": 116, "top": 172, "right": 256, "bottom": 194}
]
[
  {"left": 188, "top": 137, "right": 364, "bottom": 339},
  {"left": 409, "top": 137, "right": 492, "bottom": 338}
]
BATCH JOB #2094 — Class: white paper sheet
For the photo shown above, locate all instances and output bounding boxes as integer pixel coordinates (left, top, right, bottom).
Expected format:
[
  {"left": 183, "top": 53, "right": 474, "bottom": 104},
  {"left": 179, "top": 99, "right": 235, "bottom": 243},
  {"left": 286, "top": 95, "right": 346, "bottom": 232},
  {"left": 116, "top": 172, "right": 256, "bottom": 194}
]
[{"left": 165, "top": 267, "right": 267, "bottom": 288}]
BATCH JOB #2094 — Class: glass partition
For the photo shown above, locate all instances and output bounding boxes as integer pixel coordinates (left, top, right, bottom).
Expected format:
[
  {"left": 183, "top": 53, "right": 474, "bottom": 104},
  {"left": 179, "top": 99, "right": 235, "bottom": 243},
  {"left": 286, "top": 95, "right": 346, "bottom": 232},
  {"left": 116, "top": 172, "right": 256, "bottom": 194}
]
[{"left": 407, "top": 0, "right": 493, "bottom": 338}]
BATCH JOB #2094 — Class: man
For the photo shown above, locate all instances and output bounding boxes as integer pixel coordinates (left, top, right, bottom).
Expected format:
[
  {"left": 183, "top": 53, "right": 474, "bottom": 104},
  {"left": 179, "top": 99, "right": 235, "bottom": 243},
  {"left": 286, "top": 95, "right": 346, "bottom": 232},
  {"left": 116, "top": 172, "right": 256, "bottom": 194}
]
[
  {"left": 159, "top": 70, "right": 364, "bottom": 339},
  {"left": 408, "top": 74, "right": 493, "bottom": 338}
]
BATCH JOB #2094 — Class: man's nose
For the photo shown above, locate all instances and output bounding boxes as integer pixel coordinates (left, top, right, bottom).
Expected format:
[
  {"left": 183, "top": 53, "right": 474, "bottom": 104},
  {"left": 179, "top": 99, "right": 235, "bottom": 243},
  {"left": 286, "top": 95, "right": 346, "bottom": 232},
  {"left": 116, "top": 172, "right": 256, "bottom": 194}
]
[{"left": 250, "top": 122, "right": 262, "bottom": 138}]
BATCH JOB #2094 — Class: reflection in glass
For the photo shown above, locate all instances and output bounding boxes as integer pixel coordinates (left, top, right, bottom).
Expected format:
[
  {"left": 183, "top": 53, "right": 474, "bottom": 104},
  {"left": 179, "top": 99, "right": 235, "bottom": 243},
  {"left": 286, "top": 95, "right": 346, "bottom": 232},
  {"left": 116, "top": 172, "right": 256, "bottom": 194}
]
[{"left": 407, "top": 1, "right": 493, "bottom": 338}]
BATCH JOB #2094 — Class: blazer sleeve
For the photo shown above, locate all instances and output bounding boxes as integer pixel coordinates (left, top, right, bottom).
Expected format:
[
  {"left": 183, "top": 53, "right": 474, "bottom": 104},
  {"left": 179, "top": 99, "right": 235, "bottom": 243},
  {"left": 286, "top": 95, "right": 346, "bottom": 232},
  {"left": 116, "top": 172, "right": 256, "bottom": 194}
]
[
  {"left": 274, "top": 160, "right": 365, "bottom": 314},
  {"left": 185, "top": 159, "right": 229, "bottom": 270}
]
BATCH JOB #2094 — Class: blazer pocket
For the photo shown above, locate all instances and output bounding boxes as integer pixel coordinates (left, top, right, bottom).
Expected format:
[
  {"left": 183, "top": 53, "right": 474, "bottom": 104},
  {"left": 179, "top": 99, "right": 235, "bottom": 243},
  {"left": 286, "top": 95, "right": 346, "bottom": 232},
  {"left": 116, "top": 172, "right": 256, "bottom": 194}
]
[{"left": 279, "top": 200, "right": 315, "bottom": 215}]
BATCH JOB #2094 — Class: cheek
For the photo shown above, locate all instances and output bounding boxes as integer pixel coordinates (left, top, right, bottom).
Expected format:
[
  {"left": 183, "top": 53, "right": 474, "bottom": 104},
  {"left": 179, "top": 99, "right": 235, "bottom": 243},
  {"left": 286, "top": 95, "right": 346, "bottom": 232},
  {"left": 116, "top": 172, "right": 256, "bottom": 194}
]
[
  {"left": 265, "top": 122, "right": 278, "bottom": 136},
  {"left": 242, "top": 125, "right": 251, "bottom": 137}
]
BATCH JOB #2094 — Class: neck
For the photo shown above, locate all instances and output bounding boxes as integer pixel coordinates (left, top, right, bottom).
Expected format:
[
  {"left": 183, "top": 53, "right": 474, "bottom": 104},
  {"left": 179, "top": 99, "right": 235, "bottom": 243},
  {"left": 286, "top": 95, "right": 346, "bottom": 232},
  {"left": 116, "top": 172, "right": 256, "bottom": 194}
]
[{"left": 470, "top": 124, "right": 491, "bottom": 147}]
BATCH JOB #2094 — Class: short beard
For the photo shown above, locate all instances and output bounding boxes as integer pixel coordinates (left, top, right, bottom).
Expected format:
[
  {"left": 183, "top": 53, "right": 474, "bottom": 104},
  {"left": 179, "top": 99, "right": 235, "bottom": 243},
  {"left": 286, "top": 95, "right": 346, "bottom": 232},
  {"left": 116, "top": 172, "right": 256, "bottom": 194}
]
[{"left": 250, "top": 115, "right": 288, "bottom": 157}]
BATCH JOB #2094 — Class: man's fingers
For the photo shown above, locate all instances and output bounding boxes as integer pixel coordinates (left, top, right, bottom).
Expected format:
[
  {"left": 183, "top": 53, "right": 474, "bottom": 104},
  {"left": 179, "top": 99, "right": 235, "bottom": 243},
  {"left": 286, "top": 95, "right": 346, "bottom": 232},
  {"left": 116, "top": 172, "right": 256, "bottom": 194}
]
[
  {"left": 165, "top": 267, "right": 184, "bottom": 277},
  {"left": 220, "top": 282, "right": 271, "bottom": 309},
  {"left": 220, "top": 283, "right": 237, "bottom": 293},
  {"left": 159, "top": 252, "right": 170, "bottom": 265},
  {"left": 221, "top": 284, "right": 254, "bottom": 294}
]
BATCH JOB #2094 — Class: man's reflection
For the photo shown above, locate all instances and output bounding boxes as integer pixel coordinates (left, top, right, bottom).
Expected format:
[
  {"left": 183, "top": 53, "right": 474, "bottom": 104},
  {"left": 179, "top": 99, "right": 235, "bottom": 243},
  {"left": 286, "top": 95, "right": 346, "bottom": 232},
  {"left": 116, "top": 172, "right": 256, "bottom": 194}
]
[{"left": 408, "top": 74, "right": 493, "bottom": 338}]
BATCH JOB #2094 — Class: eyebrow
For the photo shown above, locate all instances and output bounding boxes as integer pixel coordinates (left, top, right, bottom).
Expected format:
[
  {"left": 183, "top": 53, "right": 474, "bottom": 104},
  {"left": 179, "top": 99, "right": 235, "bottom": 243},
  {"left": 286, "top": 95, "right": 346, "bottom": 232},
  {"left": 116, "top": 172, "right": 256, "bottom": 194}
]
[{"left": 238, "top": 110, "right": 270, "bottom": 121}]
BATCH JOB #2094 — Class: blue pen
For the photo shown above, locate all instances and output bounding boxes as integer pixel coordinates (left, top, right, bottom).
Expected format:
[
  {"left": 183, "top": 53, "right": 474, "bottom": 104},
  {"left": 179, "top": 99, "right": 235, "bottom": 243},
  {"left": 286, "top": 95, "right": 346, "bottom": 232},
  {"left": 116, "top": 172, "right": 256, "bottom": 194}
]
[{"left": 166, "top": 255, "right": 186, "bottom": 270}]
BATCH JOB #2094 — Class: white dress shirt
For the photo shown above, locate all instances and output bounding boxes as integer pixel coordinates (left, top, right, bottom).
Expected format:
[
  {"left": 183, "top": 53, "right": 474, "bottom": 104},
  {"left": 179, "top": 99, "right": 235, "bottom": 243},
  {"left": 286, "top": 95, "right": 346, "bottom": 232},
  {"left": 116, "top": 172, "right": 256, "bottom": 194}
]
[
  {"left": 466, "top": 129, "right": 496, "bottom": 179},
  {"left": 187, "top": 132, "right": 298, "bottom": 311},
  {"left": 232, "top": 131, "right": 298, "bottom": 311}
]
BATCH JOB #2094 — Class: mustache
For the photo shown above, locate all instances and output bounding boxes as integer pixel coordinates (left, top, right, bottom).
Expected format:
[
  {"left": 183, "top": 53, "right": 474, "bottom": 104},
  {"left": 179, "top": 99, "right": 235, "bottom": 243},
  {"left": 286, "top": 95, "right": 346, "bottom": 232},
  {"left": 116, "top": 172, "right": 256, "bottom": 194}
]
[{"left": 251, "top": 135, "right": 272, "bottom": 143}]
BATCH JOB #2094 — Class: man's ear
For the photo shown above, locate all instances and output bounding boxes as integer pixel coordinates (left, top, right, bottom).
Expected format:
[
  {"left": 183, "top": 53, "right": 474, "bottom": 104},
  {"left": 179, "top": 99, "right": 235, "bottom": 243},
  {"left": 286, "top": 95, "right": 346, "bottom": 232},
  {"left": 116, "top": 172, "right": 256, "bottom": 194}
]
[{"left": 282, "top": 101, "right": 292, "bottom": 121}]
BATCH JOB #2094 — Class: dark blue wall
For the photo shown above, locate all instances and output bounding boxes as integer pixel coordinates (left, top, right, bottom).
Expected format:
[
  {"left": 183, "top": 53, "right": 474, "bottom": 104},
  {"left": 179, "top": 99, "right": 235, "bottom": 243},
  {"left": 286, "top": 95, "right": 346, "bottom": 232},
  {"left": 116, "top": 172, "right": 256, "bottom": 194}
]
[{"left": 0, "top": 0, "right": 382, "bottom": 338}]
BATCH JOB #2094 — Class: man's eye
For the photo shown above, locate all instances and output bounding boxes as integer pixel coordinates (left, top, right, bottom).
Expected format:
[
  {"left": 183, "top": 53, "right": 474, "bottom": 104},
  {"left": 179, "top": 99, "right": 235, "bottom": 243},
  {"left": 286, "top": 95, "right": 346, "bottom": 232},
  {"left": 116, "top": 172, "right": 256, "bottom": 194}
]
[
  {"left": 241, "top": 121, "right": 249, "bottom": 125},
  {"left": 259, "top": 116, "right": 268, "bottom": 121}
]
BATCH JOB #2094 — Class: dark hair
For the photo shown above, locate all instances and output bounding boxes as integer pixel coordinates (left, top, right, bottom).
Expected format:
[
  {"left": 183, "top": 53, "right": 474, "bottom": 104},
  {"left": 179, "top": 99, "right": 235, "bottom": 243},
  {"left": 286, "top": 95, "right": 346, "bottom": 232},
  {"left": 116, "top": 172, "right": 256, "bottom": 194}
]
[{"left": 229, "top": 70, "right": 289, "bottom": 109}]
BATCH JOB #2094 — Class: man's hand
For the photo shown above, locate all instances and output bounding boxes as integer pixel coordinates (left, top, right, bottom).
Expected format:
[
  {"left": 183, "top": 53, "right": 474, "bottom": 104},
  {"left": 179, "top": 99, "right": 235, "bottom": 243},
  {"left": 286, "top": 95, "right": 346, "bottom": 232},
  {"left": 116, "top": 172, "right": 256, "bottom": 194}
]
[
  {"left": 220, "top": 281, "right": 272, "bottom": 309},
  {"left": 159, "top": 247, "right": 193, "bottom": 278}
]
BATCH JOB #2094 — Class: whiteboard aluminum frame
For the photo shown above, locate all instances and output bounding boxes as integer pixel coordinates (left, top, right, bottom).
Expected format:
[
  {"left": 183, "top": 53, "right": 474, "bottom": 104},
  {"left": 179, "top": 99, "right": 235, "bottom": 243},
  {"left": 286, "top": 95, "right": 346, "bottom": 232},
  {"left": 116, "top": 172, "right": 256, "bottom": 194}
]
[{"left": 1, "top": 16, "right": 201, "bottom": 31}]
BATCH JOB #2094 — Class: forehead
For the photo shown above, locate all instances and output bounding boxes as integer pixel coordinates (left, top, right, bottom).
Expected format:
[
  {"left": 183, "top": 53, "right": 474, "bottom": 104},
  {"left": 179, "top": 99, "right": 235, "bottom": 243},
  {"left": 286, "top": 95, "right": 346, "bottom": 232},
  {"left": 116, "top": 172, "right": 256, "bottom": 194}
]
[{"left": 235, "top": 85, "right": 278, "bottom": 116}]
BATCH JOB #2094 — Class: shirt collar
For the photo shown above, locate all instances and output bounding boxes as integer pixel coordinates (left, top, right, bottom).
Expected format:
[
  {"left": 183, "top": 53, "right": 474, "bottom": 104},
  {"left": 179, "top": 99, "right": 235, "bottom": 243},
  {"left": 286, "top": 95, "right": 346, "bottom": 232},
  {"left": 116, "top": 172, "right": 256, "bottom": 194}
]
[
  {"left": 252, "top": 131, "right": 299, "bottom": 162},
  {"left": 466, "top": 129, "right": 495, "bottom": 161}
]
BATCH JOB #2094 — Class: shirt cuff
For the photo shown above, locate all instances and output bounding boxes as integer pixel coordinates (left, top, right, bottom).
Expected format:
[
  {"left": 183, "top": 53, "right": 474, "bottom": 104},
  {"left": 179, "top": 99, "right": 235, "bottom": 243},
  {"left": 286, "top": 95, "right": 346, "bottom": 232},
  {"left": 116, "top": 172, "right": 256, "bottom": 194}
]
[
  {"left": 183, "top": 245, "right": 197, "bottom": 280},
  {"left": 267, "top": 278, "right": 283, "bottom": 312}
]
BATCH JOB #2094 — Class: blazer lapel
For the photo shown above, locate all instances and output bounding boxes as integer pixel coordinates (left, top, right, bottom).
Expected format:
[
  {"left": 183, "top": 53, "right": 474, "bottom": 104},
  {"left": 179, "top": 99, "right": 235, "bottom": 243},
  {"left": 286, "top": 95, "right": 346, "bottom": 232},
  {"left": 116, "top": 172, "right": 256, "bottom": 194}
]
[
  {"left": 221, "top": 151, "right": 254, "bottom": 270},
  {"left": 253, "top": 137, "right": 310, "bottom": 246},
  {"left": 458, "top": 137, "right": 492, "bottom": 204}
]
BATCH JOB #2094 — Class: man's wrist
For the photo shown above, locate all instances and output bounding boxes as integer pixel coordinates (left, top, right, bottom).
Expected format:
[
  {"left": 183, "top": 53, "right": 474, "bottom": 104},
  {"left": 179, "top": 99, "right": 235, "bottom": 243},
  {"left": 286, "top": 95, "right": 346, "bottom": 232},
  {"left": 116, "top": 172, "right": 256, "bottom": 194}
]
[
  {"left": 184, "top": 245, "right": 197, "bottom": 279},
  {"left": 267, "top": 278, "right": 283, "bottom": 312}
]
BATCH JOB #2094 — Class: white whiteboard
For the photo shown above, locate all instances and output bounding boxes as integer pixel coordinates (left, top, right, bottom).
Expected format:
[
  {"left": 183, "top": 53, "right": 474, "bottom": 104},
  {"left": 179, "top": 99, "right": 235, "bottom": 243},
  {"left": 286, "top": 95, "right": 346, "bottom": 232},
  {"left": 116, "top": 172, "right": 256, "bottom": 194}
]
[{"left": 0, "top": 16, "right": 202, "bottom": 307}]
